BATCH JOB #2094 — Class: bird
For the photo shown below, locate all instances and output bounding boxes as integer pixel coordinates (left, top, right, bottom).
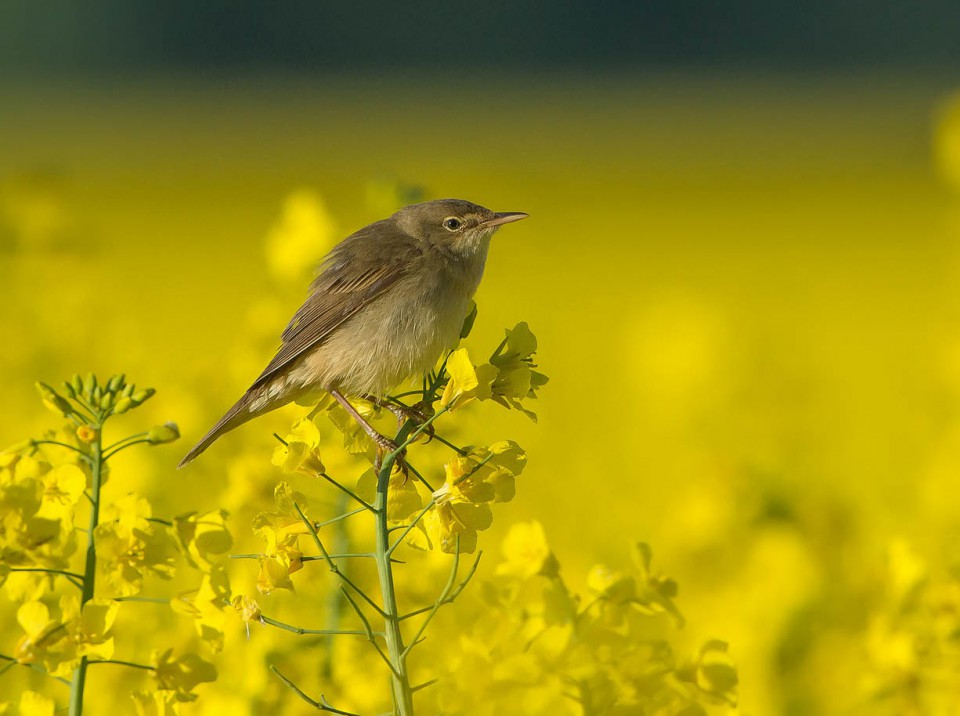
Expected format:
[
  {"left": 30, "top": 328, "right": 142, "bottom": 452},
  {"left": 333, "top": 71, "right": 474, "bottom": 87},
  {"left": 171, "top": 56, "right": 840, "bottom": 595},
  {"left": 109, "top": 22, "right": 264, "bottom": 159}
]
[{"left": 178, "top": 199, "right": 528, "bottom": 468}]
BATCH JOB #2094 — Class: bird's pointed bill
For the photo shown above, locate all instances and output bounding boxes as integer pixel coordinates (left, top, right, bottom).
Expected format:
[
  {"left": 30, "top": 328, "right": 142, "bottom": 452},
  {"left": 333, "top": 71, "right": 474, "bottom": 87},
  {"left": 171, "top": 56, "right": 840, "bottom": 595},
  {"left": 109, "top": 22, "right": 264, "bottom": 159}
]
[{"left": 482, "top": 212, "right": 529, "bottom": 228}]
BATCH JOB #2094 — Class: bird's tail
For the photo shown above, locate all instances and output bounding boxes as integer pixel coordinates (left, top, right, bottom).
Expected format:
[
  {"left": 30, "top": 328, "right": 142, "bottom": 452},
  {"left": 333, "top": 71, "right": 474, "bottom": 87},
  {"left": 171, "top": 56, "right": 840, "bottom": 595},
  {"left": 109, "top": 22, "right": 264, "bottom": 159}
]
[{"left": 178, "top": 383, "right": 286, "bottom": 468}]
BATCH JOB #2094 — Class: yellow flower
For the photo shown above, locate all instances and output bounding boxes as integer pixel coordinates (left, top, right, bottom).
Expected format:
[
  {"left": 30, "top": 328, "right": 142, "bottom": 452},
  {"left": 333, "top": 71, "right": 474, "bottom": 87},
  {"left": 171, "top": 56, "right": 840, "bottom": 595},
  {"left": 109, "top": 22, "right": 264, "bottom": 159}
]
[
  {"left": 174, "top": 509, "right": 233, "bottom": 570},
  {"left": 479, "top": 322, "right": 548, "bottom": 420},
  {"left": 586, "top": 564, "right": 635, "bottom": 604},
  {"left": 408, "top": 442, "right": 527, "bottom": 554},
  {"left": 172, "top": 568, "right": 231, "bottom": 652},
  {"left": 132, "top": 691, "right": 181, "bottom": 716},
  {"left": 101, "top": 493, "right": 152, "bottom": 538},
  {"left": 440, "top": 348, "right": 481, "bottom": 410},
  {"left": 357, "top": 466, "right": 422, "bottom": 522},
  {"left": 419, "top": 499, "right": 491, "bottom": 554},
  {"left": 13, "top": 600, "right": 64, "bottom": 666},
  {"left": 37, "top": 464, "right": 86, "bottom": 520},
  {"left": 94, "top": 521, "right": 177, "bottom": 597},
  {"left": 497, "top": 521, "right": 558, "bottom": 579},
  {"left": 231, "top": 594, "right": 262, "bottom": 624},
  {"left": 442, "top": 441, "right": 526, "bottom": 505},
  {"left": 252, "top": 481, "right": 310, "bottom": 554},
  {"left": 75, "top": 425, "right": 97, "bottom": 443},
  {"left": 271, "top": 418, "right": 325, "bottom": 476},
  {"left": 256, "top": 552, "right": 301, "bottom": 594},
  {"left": 152, "top": 649, "right": 217, "bottom": 702},
  {"left": 45, "top": 596, "right": 119, "bottom": 676},
  {"left": 251, "top": 482, "right": 310, "bottom": 593},
  {"left": 17, "top": 691, "right": 55, "bottom": 716},
  {"left": 683, "top": 640, "right": 739, "bottom": 706}
]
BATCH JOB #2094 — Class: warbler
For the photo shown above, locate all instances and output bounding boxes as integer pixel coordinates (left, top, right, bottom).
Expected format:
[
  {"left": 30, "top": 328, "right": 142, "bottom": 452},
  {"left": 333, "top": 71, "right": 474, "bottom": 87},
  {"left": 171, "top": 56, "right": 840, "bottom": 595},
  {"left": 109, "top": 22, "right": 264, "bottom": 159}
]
[{"left": 178, "top": 199, "right": 527, "bottom": 467}]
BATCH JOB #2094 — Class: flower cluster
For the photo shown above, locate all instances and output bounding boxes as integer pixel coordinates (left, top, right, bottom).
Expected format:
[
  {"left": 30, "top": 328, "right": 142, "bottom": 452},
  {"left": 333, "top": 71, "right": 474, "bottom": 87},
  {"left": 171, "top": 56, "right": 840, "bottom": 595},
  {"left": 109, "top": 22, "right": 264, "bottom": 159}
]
[
  {"left": 414, "top": 441, "right": 527, "bottom": 554},
  {"left": 423, "top": 522, "right": 739, "bottom": 716},
  {"left": 858, "top": 540, "right": 960, "bottom": 713},
  {"left": 441, "top": 320, "right": 548, "bottom": 419},
  {"left": 0, "top": 376, "right": 225, "bottom": 714},
  {"left": 1, "top": 450, "right": 83, "bottom": 601}
]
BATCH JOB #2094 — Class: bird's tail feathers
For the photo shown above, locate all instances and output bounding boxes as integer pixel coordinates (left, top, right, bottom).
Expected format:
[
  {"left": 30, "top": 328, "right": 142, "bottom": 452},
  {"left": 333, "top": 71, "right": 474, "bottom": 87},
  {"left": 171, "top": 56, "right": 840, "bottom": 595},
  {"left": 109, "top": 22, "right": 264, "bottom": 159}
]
[{"left": 178, "top": 385, "right": 282, "bottom": 468}]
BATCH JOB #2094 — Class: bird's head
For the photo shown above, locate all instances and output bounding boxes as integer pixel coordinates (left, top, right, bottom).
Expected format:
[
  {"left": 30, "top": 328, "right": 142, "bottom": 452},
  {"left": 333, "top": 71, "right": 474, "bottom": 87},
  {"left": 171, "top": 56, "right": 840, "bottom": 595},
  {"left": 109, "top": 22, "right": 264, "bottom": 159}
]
[{"left": 394, "top": 199, "right": 527, "bottom": 257}]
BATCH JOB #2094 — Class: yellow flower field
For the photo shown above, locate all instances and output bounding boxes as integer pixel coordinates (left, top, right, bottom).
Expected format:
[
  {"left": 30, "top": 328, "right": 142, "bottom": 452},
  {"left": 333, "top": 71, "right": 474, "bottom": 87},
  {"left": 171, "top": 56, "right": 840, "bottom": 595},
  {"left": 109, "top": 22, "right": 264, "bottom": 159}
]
[{"left": 3, "top": 73, "right": 960, "bottom": 715}]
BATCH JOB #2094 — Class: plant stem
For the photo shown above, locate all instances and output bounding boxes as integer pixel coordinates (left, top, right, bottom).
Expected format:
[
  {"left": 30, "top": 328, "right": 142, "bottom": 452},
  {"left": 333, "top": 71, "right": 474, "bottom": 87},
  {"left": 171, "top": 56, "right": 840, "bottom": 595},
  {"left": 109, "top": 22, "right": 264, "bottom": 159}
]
[
  {"left": 69, "top": 420, "right": 104, "bottom": 716},
  {"left": 375, "top": 424, "right": 417, "bottom": 716}
]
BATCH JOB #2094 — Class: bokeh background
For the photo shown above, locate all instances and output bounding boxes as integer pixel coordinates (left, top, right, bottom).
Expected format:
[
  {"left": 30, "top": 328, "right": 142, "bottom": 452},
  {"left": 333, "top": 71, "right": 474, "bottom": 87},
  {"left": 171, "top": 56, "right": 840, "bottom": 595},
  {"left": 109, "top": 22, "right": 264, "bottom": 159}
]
[{"left": 5, "top": 2, "right": 960, "bottom": 714}]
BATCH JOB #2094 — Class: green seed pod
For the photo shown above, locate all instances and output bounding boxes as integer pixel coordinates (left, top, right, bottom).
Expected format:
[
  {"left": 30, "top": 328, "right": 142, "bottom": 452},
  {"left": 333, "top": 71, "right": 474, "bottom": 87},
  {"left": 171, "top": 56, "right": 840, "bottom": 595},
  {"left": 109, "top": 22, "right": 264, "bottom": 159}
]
[
  {"left": 71, "top": 374, "right": 84, "bottom": 394},
  {"left": 112, "top": 396, "right": 133, "bottom": 415},
  {"left": 131, "top": 388, "right": 156, "bottom": 406},
  {"left": 106, "top": 374, "right": 125, "bottom": 393},
  {"left": 146, "top": 422, "right": 180, "bottom": 445},
  {"left": 83, "top": 373, "right": 97, "bottom": 401}
]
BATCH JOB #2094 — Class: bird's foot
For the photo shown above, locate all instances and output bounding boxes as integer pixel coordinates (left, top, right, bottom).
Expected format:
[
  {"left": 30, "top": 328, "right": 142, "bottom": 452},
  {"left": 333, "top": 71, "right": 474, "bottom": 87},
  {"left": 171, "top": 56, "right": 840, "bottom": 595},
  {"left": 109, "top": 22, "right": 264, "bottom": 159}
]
[
  {"left": 368, "top": 396, "right": 436, "bottom": 442},
  {"left": 373, "top": 434, "right": 409, "bottom": 479}
]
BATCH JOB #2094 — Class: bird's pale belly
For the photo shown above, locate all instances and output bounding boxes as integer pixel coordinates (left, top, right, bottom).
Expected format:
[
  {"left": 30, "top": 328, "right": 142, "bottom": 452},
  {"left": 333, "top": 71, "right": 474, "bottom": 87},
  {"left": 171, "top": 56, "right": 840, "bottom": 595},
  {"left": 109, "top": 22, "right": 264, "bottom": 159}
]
[{"left": 290, "top": 281, "right": 474, "bottom": 398}]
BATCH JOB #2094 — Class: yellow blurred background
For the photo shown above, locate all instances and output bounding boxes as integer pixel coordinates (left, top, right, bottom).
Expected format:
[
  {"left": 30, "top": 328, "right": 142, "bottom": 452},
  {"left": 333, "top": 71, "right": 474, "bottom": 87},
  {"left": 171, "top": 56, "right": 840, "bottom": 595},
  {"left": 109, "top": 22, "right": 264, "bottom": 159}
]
[{"left": 4, "top": 72, "right": 960, "bottom": 714}]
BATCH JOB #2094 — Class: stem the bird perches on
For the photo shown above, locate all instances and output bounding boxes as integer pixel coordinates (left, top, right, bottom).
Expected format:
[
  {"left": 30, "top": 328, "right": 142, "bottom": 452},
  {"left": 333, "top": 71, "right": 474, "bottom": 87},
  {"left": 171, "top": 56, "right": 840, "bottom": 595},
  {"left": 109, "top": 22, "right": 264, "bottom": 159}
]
[
  {"left": 370, "top": 407, "right": 453, "bottom": 714},
  {"left": 279, "top": 403, "right": 461, "bottom": 716}
]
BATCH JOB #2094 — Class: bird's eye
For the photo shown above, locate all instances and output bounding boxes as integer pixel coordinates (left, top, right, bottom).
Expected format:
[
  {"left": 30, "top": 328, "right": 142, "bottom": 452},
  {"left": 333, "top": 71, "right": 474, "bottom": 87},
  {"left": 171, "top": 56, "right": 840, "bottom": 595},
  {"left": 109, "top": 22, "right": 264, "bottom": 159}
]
[{"left": 443, "top": 217, "right": 463, "bottom": 231}]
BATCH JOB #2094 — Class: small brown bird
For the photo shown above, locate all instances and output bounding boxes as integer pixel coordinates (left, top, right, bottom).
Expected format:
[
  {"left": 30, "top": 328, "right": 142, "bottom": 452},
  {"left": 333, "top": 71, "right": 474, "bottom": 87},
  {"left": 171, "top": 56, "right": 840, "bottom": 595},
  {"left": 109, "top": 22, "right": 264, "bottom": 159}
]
[{"left": 178, "top": 199, "right": 527, "bottom": 467}]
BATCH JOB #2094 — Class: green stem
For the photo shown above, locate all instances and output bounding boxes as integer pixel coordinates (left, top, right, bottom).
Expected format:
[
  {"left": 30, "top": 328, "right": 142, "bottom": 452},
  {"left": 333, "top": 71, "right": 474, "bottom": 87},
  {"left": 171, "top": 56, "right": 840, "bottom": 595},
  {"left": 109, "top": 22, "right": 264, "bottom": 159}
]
[
  {"left": 375, "top": 422, "right": 418, "bottom": 716},
  {"left": 9, "top": 567, "right": 85, "bottom": 581},
  {"left": 69, "top": 420, "right": 104, "bottom": 716},
  {"left": 102, "top": 438, "right": 152, "bottom": 461},
  {"left": 86, "top": 659, "right": 154, "bottom": 671},
  {"left": 31, "top": 440, "right": 90, "bottom": 458},
  {"left": 260, "top": 614, "right": 370, "bottom": 637}
]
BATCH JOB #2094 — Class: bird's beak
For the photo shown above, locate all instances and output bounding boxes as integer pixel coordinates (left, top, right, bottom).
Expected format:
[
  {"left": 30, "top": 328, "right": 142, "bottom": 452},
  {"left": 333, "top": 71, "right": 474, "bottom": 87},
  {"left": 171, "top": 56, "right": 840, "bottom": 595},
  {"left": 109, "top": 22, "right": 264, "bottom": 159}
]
[{"left": 482, "top": 211, "right": 529, "bottom": 228}]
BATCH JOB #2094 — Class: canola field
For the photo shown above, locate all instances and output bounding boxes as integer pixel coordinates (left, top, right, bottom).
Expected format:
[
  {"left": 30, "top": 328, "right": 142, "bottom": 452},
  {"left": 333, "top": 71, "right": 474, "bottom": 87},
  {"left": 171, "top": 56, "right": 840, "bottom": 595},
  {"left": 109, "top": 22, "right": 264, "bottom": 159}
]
[{"left": 3, "top": 73, "right": 960, "bottom": 715}]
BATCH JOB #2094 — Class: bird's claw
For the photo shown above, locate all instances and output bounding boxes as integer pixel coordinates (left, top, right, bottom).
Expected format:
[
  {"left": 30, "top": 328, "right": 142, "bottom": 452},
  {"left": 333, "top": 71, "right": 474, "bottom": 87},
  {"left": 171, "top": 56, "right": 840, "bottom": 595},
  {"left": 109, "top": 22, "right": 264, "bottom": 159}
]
[
  {"left": 373, "top": 434, "right": 409, "bottom": 479},
  {"left": 378, "top": 400, "right": 436, "bottom": 444}
]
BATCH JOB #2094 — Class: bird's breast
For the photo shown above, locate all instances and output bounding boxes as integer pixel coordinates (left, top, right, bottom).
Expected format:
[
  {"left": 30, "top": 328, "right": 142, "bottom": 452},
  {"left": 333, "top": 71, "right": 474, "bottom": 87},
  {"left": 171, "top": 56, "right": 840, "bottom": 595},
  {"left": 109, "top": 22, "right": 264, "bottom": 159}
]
[{"left": 294, "top": 262, "right": 482, "bottom": 397}]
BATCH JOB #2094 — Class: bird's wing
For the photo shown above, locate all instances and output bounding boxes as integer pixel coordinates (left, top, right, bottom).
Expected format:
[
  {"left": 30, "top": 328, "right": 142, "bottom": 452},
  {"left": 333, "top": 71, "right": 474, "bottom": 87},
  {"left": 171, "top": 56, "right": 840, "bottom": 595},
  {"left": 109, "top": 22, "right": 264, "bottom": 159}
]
[{"left": 251, "top": 222, "right": 416, "bottom": 388}]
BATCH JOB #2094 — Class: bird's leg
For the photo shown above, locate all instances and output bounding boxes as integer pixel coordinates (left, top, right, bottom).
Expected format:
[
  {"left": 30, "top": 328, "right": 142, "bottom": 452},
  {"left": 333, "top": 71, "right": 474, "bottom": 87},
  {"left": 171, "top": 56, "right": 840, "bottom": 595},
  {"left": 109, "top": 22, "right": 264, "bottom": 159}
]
[
  {"left": 361, "top": 394, "right": 435, "bottom": 442},
  {"left": 329, "top": 389, "right": 406, "bottom": 470}
]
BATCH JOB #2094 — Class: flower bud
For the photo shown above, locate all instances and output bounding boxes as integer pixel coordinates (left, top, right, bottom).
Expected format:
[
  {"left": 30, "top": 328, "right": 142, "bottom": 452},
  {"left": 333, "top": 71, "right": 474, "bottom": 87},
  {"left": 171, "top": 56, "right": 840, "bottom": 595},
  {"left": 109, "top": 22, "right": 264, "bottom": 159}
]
[
  {"left": 36, "top": 382, "right": 73, "bottom": 418},
  {"left": 71, "top": 374, "right": 84, "bottom": 395},
  {"left": 132, "top": 388, "right": 156, "bottom": 406},
  {"left": 146, "top": 422, "right": 180, "bottom": 445},
  {"left": 83, "top": 373, "right": 97, "bottom": 401},
  {"left": 106, "top": 374, "right": 125, "bottom": 393},
  {"left": 112, "top": 396, "right": 133, "bottom": 415},
  {"left": 121, "top": 383, "right": 135, "bottom": 398},
  {"left": 62, "top": 381, "right": 77, "bottom": 399}
]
